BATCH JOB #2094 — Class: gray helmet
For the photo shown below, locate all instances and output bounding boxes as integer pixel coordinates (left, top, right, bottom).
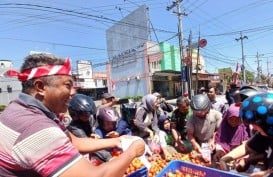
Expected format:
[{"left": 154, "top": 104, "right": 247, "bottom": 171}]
[
  {"left": 190, "top": 94, "right": 211, "bottom": 111},
  {"left": 68, "top": 94, "right": 96, "bottom": 120},
  {"left": 239, "top": 86, "right": 263, "bottom": 102}
]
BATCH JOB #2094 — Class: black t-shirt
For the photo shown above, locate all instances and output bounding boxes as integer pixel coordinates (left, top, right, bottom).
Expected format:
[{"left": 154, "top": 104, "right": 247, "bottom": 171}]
[
  {"left": 248, "top": 133, "right": 271, "bottom": 153},
  {"left": 247, "top": 132, "right": 273, "bottom": 170},
  {"left": 68, "top": 120, "right": 94, "bottom": 137}
]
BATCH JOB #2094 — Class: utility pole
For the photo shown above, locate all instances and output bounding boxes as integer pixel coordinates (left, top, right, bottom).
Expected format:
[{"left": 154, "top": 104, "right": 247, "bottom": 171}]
[
  {"left": 256, "top": 52, "right": 263, "bottom": 83},
  {"left": 187, "top": 30, "right": 193, "bottom": 98},
  {"left": 266, "top": 58, "right": 271, "bottom": 86},
  {"left": 167, "top": 0, "right": 187, "bottom": 96},
  {"left": 267, "top": 58, "right": 271, "bottom": 77},
  {"left": 235, "top": 32, "right": 248, "bottom": 83},
  {"left": 196, "top": 30, "right": 201, "bottom": 94}
]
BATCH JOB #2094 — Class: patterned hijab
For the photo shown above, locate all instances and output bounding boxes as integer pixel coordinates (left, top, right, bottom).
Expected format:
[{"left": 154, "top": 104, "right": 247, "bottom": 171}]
[{"left": 215, "top": 103, "right": 249, "bottom": 152}]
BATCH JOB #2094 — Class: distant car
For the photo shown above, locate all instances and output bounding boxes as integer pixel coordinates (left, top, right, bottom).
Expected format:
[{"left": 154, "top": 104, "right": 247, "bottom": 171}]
[{"left": 257, "top": 85, "right": 269, "bottom": 91}]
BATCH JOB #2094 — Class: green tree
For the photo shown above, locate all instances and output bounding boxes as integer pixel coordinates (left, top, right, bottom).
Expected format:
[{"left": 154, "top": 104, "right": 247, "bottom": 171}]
[
  {"left": 218, "top": 67, "right": 233, "bottom": 83},
  {"left": 239, "top": 70, "right": 254, "bottom": 83},
  {"left": 261, "top": 74, "right": 267, "bottom": 84},
  {"left": 0, "top": 105, "right": 6, "bottom": 112}
]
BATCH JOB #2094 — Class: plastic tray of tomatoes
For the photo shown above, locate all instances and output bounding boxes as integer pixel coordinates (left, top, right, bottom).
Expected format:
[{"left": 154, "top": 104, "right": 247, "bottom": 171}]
[
  {"left": 156, "top": 160, "right": 245, "bottom": 177},
  {"left": 127, "top": 166, "right": 148, "bottom": 177}
]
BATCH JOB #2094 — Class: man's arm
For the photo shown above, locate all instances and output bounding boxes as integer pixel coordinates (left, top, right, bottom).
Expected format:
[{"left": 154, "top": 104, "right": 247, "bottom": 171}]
[
  {"left": 186, "top": 117, "right": 201, "bottom": 153},
  {"left": 220, "top": 141, "right": 253, "bottom": 162},
  {"left": 208, "top": 132, "right": 217, "bottom": 151},
  {"left": 101, "top": 98, "right": 119, "bottom": 107},
  {"left": 59, "top": 139, "right": 145, "bottom": 177},
  {"left": 67, "top": 131, "right": 120, "bottom": 153},
  {"left": 219, "top": 141, "right": 250, "bottom": 170},
  {"left": 187, "top": 129, "right": 201, "bottom": 153}
]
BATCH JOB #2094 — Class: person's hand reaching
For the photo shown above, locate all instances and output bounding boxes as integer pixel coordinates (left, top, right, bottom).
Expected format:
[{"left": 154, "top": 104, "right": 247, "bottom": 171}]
[
  {"left": 129, "top": 139, "right": 145, "bottom": 157},
  {"left": 106, "top": 131, "right": 119, "bottom": 138}
]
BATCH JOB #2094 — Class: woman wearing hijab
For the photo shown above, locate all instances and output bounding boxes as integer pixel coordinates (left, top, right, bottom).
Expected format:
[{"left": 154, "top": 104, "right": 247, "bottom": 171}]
[
  {"left": 133, "top": 94, "right": 160, "bottom": 142},
  {"left": 212, "top": 103, "right": 249, "bottom": 167}
]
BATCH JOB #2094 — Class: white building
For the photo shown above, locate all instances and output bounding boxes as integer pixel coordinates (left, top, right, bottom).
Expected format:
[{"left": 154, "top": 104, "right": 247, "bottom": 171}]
[
  {"left": 0, "top": 60, "right": 22, "bottom": 105},
  {"left": 73, "top": 60, "right": 108, "bottom": 99}
]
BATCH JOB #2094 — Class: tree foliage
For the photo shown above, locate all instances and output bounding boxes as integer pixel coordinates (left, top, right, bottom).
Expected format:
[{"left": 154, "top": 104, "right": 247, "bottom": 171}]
[{"left": 238, "top": 70, "right": 254, "bottom": 83}]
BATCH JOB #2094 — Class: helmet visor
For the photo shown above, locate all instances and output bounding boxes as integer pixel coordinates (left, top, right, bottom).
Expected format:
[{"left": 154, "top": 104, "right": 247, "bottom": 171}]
[
  {"left": 193, "top": 108, "right": 209, "bottom": 118},
  {"left": 77, "top": 111, "right": 93, "bottom": 122}
]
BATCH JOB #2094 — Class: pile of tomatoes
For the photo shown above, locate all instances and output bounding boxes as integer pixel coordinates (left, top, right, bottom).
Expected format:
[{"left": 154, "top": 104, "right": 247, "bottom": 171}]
[
  {"left": 123, "top": 152, "right": 210, "bottom": 177},
  {"left": 124, "top": 158, "right": 145, "bottom": 176}
]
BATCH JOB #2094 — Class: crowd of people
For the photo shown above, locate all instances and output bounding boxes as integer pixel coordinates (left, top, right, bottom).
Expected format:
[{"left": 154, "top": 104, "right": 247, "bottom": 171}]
[
  {"left": 0, "top": 53, "right": 273, "bottom": 177},
  {"left": 0, "top": 53, "right": 145, "bottom": 177}
]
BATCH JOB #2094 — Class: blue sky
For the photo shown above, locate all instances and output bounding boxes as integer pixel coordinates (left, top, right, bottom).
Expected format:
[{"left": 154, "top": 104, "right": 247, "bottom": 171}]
[{"left": 1, "top": 0, "right": 273, "bottom": 75}]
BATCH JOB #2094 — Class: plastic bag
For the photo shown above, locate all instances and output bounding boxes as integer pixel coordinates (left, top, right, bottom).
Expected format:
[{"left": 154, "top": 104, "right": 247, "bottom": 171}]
[{"left": 120, "top": 136, "right": 152, "bottom": 169}]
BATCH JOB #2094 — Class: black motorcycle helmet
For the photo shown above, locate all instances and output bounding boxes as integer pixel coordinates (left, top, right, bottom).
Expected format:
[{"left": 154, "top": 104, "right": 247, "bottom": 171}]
[
  {"left": 68, "top": 94, "right": 96, "bottom": 120},
  {"left": 239, "top": 86, "right": 261, "bottom": 102},
  {"left": 190, "top": 94, "right": 211, "bottom": 111},
  {"left": 240, "top": 92, "right": 273, "bottom": 137}
]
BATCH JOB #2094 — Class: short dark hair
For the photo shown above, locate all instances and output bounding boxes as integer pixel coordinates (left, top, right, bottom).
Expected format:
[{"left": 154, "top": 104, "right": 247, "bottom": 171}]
[
  {"left": 208, "top": 86, "right": 219, "bottom": 92},
  {"left": 20, "top": 53, "right": 66, "bottom": 93},
  {"left": 176, "top": 96, "right": 190, "bottom": 106},
  {"left": 101, "top": 93, "right": 114, "bottom": 99}
]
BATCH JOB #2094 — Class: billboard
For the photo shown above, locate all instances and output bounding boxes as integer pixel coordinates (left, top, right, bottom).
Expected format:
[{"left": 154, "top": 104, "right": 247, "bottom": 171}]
[
  {"left": 106, "top": 5, "right": 149, "bottom": 58},
  {"left": 105, "top": 5, "right": 150, "bottom": 97}
]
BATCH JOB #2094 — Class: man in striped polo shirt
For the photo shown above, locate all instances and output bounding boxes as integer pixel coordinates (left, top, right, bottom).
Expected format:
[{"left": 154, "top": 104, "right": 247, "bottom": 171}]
[{"left": 0, "top": 53, "right": 145, "bottom": 177}]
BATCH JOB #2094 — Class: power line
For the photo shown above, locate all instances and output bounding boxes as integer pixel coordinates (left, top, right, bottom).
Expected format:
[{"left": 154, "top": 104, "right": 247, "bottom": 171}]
[
  {"left": 0, "top": 3, "right": 176, "bottom": 34},
  {"left": 82, "top": 33, "right": 180, "bottom": 69}
]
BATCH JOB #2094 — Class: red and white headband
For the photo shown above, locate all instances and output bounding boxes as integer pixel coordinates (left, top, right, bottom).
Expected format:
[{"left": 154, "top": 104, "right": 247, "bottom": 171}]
[{"left": 5, "top": 58, "right": 72, "bottom": 82}]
